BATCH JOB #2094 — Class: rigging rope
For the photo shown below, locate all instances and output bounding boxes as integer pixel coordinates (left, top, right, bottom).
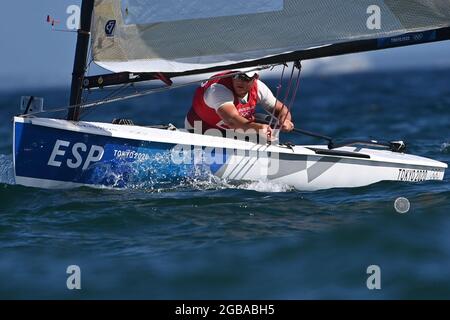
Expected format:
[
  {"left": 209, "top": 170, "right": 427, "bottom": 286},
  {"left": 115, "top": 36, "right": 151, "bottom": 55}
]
[
  {"left": 267, "top": 63, "right": 287, "bottom": 129},
  {"left": 265, "top": 61, "right": 302, "bottom": 138},
  {"left": 279, "top": 61, "right": 302, "bottom": 131},
  {"left": 80, "top": 82, "right": 133, "bottom": 120},
  {"left": 22, "top": 66, "right": 275, "bottom": 117}
]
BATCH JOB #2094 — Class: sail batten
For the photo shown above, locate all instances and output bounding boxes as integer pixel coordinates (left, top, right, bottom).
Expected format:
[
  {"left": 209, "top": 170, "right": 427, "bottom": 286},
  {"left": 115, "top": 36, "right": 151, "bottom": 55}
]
[{"left": 91, "top": 0, "right": 450, "bottom": 74}]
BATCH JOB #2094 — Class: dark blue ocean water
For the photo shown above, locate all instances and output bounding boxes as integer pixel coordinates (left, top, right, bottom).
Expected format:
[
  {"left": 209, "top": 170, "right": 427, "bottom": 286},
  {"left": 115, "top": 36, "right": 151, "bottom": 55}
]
[{"left": 0, "top": 68, "right": 449, "bottom": 299}]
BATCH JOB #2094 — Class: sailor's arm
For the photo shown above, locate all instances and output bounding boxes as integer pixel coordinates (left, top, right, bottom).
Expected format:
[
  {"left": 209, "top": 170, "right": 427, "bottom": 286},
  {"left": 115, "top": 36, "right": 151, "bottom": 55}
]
[
  {"left": 273, "top": 100, "right": 294, "bottom": 132},
  {"left": 258, "top": 81, "right": 294, "bottom": 132},
  {"left": 217, "top": 103, "right": 272, "bottom": 136}
]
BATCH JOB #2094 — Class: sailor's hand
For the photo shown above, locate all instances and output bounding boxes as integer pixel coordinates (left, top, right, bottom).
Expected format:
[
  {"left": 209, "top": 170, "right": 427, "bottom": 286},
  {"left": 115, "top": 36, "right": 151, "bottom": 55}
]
[
  {"left": 280, "top": 120, "right": 295, "bottom": 132},
  {"left": 258, "top": 124, "right": 275, "bottom": 142}
]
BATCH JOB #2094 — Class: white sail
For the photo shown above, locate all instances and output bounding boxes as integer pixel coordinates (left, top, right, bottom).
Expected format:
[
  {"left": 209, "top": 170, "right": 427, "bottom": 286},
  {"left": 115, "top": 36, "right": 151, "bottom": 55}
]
[{"left": 91, "top": 0, "right": 450, "bottom": 74}]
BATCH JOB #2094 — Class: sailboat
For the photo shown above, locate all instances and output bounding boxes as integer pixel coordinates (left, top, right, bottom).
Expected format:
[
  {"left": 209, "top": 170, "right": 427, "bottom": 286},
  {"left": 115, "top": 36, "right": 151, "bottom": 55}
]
[{"left": 13, "top": 0, "right": 449, "bottom": 190}]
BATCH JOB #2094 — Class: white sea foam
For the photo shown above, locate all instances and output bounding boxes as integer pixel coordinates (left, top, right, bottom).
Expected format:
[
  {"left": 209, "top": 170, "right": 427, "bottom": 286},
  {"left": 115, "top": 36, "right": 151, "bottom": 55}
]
[
  {"left": 140, "top": 172, "right": 293, "bottom": 194},
  {"left": 238, "top": 180, "right": 293, "bottom": 193},
  {"left": 0, "top": 154, "right": 15, "bottom": 185},
  {"left": 167, "top": 178, "right": 293, "bottom": 193},
  {"left": 441, "top": 142, "right": 450, "bottom": 154}
]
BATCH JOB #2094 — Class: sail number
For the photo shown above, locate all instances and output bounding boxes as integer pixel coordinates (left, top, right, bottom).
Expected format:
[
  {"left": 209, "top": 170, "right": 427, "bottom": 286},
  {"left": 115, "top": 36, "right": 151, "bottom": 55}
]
[
  {"left": 397, "top": 168, "right": 443, "bottom": 182},
  {"left": 48, "top": 140, "right": 104, "bottom": 170}
]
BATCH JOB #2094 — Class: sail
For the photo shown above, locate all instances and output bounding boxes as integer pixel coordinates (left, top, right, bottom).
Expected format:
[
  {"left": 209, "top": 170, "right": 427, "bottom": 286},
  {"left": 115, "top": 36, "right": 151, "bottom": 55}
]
[{"left": 91, "top": 0, "right": 450, "bottom": 74}]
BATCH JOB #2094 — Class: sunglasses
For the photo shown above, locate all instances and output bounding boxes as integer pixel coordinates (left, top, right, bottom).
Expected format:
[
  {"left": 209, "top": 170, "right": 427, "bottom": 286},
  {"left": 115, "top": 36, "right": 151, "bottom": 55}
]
[{"left": 233, "top": 74, "right": 255, "bottom": 82}]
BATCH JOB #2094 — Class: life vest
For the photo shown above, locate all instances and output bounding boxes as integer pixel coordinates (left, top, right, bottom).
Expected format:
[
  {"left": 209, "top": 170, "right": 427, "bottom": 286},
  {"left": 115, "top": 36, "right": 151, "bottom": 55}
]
[{"left": 187, "top": 71, "right": 259, "bottom": 132}]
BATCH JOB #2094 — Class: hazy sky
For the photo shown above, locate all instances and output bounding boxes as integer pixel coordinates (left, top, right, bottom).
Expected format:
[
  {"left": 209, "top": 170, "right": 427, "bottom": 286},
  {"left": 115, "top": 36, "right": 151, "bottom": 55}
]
[{"left": 1, "top": 0, "right": 449, "bottom": 90}]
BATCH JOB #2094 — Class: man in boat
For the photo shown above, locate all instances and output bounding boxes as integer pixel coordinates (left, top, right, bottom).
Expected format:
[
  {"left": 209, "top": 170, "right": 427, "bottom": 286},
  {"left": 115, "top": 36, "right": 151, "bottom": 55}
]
[{"left": 185, "top": 70, "right": 295, "bottom": 138}]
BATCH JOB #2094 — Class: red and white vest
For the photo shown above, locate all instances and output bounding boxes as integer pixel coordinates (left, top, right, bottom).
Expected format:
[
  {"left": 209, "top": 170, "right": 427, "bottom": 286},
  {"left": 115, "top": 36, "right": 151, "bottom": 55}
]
[{"left": 186, "top": 71, "right": 259, "bottom": 132}]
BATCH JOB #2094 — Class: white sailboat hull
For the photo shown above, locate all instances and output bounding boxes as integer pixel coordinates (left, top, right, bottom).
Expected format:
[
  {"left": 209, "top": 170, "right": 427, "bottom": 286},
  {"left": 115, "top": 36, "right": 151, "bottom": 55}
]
[{"left": 13, "top": 117, "right": 447, "bottom": 191}]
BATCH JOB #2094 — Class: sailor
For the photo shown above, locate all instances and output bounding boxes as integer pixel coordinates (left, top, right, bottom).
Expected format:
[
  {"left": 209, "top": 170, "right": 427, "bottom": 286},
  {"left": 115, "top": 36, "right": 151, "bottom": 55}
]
[{"left": 185, "top": 70, "right": 295, "bottom": 137}]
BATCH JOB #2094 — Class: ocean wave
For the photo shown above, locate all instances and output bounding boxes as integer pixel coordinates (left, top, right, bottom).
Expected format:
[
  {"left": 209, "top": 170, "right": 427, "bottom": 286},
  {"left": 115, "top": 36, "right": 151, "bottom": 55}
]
[
  {"left": 136, "top": 174, "right": 293, "bottom": 194},
  {"left": 238, "top": 180, "right": 294, "bottom": 193},
  {"left": 441, "top": 142, "right": 450, "bottom": 154},
  {"left": 0, "top": 154, "right": 15, "bottom": 185},
  {"left": 178, "top": 177, "right": 293, "bottom": 193},
  {"left": 86, "top": 149, "right": 293, "bottom": 193}
]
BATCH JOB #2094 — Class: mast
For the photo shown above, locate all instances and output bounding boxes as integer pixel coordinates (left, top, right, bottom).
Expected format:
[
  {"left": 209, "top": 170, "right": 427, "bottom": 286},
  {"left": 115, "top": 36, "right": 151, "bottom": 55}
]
[{"left": 67, "top": 0, "right": 95, "bottom": 121}]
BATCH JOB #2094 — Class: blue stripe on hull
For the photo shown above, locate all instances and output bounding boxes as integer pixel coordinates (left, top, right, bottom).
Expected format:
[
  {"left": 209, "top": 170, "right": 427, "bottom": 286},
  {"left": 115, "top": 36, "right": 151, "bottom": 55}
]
[{"left": 14, "top": 122, "right": 220, "bottom": 188}]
